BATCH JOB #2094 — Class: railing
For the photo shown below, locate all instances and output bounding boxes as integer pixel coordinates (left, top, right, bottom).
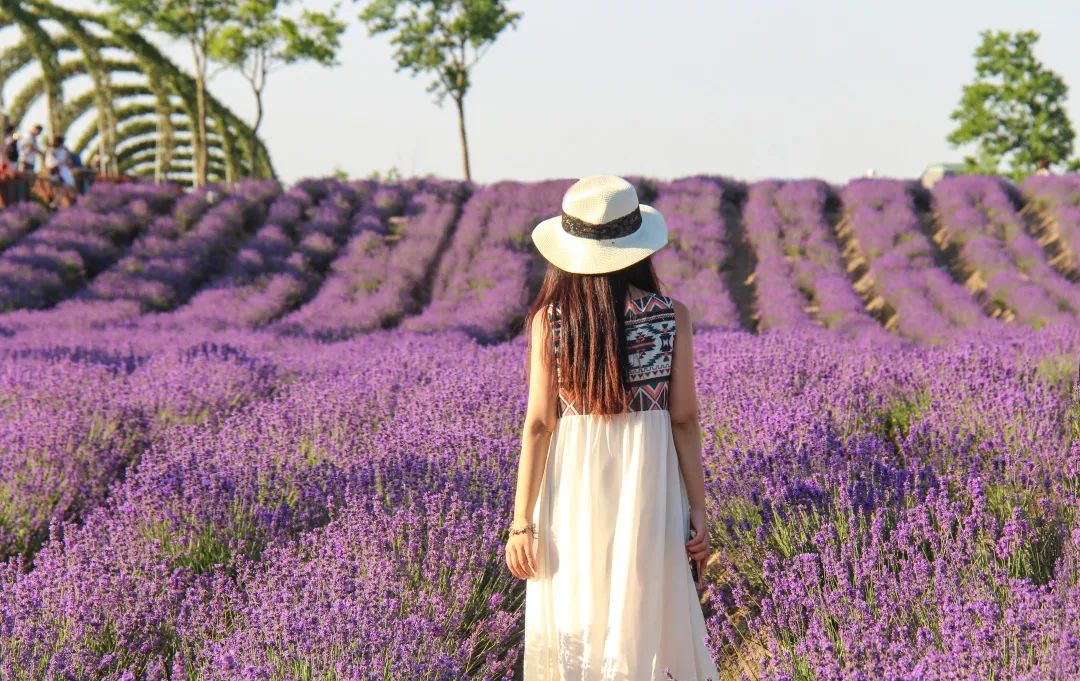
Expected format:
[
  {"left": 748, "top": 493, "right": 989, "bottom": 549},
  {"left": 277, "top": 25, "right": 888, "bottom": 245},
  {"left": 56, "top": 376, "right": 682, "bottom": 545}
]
[{"left": 0, "top": 169, "right": 131, "bottom": 208}]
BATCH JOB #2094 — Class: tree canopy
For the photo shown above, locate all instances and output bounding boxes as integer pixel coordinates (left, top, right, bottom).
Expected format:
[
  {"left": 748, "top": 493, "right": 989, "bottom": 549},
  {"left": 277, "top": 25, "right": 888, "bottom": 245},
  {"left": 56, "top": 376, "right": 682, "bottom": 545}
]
[
  {"left": 948, "top": 30, "right": 1077, "bottom": 180},
  {"left": 359, "top": 0, "right": 522, "bottom": 180},
  {"left": 208, "top": 0, "right": 347, "bottom": 171},
  {"left": 0, "top": 0, "right": 273, "bottom": 184},
  {"left": 105, "top": 0, "right": 239, "bottom": 185}
]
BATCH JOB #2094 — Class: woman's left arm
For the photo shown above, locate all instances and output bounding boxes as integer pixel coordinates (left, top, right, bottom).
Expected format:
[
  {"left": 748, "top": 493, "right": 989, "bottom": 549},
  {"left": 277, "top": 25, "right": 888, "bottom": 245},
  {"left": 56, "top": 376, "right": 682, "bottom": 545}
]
[{"left": 512, "top": 309, "right": 558, "bottom": 528}]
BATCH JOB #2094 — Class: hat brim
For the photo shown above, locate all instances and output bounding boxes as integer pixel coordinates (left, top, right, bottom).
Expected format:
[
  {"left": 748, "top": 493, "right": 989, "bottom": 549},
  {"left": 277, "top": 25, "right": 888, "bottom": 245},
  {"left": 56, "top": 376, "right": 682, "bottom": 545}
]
[{"left": 531, "top": 204, "right": 668, "bottom": 275}]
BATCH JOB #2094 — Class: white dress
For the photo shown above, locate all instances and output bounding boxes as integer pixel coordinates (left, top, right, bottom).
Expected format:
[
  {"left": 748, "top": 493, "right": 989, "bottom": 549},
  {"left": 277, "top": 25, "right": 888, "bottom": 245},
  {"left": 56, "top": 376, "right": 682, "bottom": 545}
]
[{"left": 523, "top": 292, "right": 720, "bottom": 681}]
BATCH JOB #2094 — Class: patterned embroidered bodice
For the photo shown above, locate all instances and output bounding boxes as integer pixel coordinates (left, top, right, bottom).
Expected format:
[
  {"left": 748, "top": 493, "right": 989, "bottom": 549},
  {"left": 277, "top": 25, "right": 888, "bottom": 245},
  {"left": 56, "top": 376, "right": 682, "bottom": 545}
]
[{"left": 546, "top": 292, "right": 677, "bottom": 417}]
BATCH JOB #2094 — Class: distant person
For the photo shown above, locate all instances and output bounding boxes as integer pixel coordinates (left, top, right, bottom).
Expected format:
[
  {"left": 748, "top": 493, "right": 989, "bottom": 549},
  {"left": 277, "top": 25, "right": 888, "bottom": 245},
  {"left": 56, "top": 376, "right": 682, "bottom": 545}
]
[
  {"left": 1034, "top": 158, "right": 1052, "bottom": 176},
  {"left": 2, "top": 125, "right": 17, "bottom": 171},
  {"left": 45, "top": 135, "right": 76, "bottom": 187},
  {"left": 17, "top": 124, "right": 42, "bottom": 173},
  {"left": 69, "top": 148, "right": 89, "bottom": 192}
]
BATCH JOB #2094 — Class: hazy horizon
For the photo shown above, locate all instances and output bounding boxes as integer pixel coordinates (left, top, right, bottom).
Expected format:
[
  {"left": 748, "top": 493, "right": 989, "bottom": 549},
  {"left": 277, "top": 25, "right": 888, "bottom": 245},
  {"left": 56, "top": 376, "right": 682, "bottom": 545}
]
[{"left": 5, "top": 0, "right": 1080, "bottom": 185}]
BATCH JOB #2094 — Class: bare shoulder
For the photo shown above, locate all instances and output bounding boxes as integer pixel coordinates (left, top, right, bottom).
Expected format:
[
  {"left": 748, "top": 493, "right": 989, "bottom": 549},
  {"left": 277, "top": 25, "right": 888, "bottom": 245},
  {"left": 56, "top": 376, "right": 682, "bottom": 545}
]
[
  {"left": 667, "top": 297, "right": 691, "bottom": 325},
  {"left": 529, "top": 307, "right": 548, "bottom": 336}
]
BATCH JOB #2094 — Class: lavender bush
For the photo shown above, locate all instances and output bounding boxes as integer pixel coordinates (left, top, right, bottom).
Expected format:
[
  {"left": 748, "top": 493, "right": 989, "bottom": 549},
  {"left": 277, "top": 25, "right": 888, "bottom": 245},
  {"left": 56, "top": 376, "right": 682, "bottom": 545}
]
[
  {"left": 162, "top": 180, "right": 366, "bottom": 329},
  {"left": 773, "top": 180, "right": 887, "bottom": 339},
  {"left": 0, "top": 319, "right": 1076, "bottom": 678},
  {"left": 401, "top": 180, "right": 570, "bottom": 342},
  {"left": 274, "top": 181, "right": 464, "bottom": 341},
  {"left": 650, "top": 177, "right": 744, "bottom": 331},
  {"left": 742, "top": 180, "right": 889, "bottom": 342},
  {"left": 276, "top": 181, "right": 468, "bottom": 339},
  {"left": 0, "top": 174, "right": 1079, "bottom": 679},
  {"left": 0, "top": 183, "right": 181, "bottom": 310},
  {"left": 77, "top": 180, "right": 280, "bottom": 314},
  {"left": 932, "top": 175, "right": 1080, "bottom": 328},
  {"left": 838, "top": 179, "right": 995, "bottom": 344},
  {"left": 0, "top": 202, "right": 48, "bottom": 253},
  {"left": 0, "top": 339, "right": 276, "bottom": 564},
  {"left": 1022, "top": 174, "right": 1080, "bottom": 277}
]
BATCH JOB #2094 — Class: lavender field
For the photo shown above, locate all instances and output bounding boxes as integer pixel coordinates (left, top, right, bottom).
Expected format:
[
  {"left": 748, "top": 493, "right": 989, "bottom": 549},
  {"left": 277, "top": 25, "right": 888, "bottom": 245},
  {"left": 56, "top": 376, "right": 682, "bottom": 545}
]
[{"left": 1, "top": 175, "right": 1079, "bottom": 679}]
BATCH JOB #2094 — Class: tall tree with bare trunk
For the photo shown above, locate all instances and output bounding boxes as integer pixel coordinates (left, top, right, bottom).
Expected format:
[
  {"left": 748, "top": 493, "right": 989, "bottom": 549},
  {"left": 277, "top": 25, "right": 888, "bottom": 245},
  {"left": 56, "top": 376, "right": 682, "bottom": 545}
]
[
  {"left": 359, "top": 0, "right": 521, "bottom": 181},
  {"left": 105, "top": 0, "right": 233, "bottom": 186},
  {"left": 209, "top": 0, "right": 346, "bottom": 178}
]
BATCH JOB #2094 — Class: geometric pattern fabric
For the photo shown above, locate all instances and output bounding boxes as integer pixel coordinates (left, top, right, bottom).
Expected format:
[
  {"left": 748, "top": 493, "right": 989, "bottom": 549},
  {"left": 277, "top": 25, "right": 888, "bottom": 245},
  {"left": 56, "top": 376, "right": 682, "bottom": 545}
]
[{"left": 546, "top": 292, "right": 676, "bottom": 416}]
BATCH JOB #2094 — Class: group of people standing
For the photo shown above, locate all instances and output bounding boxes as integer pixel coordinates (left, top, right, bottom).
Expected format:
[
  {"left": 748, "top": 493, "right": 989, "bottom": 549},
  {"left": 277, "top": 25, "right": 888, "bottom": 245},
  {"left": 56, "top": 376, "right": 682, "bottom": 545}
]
[{"left": 2, "top": 122, "right": 83, "bottom": 187}]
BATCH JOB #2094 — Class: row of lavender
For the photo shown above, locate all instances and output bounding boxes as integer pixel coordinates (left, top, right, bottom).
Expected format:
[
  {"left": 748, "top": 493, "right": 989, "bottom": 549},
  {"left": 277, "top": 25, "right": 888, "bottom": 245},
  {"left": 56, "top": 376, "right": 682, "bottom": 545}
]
[
  {"left": 0, "top": 183, "right": 180, "bottom": 310},
  {"left": 932, "top": 176, "right": 1080, "bottom": 328},
  {"left": 1, "top": 175, "right": 1080, "bottom": 342},
  {"left": 837, "top": 180, "right": 994, "bottom": 344},
  {"left": 0, "top": 178, "right": 468, "bottom": 341},
  {"left": 0, "top": 318, "right": 1077, "bottom": 677},
  {"left": 742, "top": 179, "right": 891, "bottom": 341}
]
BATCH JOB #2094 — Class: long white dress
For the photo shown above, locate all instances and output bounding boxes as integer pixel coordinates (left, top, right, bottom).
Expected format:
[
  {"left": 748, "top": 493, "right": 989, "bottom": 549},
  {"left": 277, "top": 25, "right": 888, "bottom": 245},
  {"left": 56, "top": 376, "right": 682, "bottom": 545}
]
[{"left": 523, "top": 292, "right": 720, "bottom": 681}]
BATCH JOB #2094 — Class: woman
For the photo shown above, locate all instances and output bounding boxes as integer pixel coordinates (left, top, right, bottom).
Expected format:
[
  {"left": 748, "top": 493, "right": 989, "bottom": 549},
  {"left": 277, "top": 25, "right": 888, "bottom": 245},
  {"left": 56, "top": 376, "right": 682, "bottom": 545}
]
[
  {"left": 507, "top": 175, "right": 719, "bottom": 680},
  {"left": 41, "top": 135, "right": 78, "bottom": 209},
  {"left": 44, "top": 135, "right": 76, "bottom": 188}
]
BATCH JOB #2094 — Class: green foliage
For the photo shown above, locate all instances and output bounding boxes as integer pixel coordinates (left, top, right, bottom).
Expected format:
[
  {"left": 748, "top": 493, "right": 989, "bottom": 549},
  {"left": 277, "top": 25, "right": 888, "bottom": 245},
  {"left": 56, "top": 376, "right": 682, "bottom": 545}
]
[
  {"left": 366, "top": 165, "right": 402, "bottom": 181},
  {"left": 875, "top": 389, "right": 931, "bottom": 447},
  {"left": 948, "top": 30, "right": 1078, "bottom": 181},
  {"left": 102, "top": 0, "right": 233, "bottom": 39},
  {"left": 105, "top": 0, "right": 246, "bottom": 185},
  {"left": 278, "top": 6, "right": 347, "bottom": 66},
  {"left": 359, "top": 0, "right": 521, "bottom": 105},
  {"left": 207, "top": 0, "right": 346, "bottom": 158},
  {"left": 358, "top": 0, "right": 522, "bottom": 179},
  {"left": 0, "top": 2, "right": 274, "bottom": 184},
  {"left": 3, "top": 1, "right": 65, "bottom": 135}
]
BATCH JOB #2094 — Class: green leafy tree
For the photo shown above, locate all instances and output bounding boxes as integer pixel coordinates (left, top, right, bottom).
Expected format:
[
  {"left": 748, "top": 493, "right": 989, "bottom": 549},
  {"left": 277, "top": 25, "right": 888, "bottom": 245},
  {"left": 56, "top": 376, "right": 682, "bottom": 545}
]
[
  {"left": 948, "top": 30, "right": 1077, "bottom": 180},
  {"left": 103, "top": 0, "right": 236, "bottom": 186},
  {"left": 359, "top": 0, "right": 522, "bottom": 180},
  {"left": 209, "top": 0, "right": 346, "bottom": 177}
]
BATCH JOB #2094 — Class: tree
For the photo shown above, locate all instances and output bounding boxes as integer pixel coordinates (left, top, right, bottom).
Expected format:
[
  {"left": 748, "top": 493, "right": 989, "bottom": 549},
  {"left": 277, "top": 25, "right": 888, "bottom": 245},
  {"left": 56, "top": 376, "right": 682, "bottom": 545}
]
[
  {"left": 209, "top": 0, "right": 346, "bottom": 178},
  {"left": 105, "top": 0, "right": 234, "bottom": 186},
  {"left": 359, "top": 0, "right": 522, "bottom": 181},
  {"left": 948, "top": 30, "right": 1076, "bottom": 181},
  {"left": 2, "top": 2, "right": 272, "bottom": 184}
]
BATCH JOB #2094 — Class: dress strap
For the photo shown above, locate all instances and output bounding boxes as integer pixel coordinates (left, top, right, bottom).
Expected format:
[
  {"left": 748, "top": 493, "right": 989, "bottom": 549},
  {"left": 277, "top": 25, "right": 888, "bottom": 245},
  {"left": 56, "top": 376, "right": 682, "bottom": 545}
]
[{"left": 545, "top": 302, "right": 560, "bottom": 380}]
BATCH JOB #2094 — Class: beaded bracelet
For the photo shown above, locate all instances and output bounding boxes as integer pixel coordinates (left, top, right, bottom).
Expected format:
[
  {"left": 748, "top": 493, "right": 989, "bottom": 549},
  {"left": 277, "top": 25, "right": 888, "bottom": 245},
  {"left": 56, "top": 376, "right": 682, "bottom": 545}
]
[{"left": 508, "top": 521, "right": 536, "bottom": 537}]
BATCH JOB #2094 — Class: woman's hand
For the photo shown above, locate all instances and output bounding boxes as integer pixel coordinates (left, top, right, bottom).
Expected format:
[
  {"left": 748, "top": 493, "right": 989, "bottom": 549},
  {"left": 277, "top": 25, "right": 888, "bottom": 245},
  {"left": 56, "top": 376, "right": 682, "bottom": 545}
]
[
  {"left": 685, "top": 508, "right": 711, "bottom": 589},
  {"left": 505, "top": 532, "right": 538, "bottom": 580}
]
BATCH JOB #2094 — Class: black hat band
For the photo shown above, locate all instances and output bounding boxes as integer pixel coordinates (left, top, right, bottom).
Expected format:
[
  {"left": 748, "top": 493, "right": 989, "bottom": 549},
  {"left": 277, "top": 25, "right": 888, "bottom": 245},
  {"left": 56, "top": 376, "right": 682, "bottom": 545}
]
[{"left": 561, "top": 207, "right": 642, "bottom": 240}]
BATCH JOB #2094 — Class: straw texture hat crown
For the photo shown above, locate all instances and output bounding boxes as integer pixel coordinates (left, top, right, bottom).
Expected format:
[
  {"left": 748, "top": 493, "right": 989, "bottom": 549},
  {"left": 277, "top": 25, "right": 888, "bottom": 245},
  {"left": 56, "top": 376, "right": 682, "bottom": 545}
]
[{"left": 531, "top": 175, "right": 668, "bottom": 275}]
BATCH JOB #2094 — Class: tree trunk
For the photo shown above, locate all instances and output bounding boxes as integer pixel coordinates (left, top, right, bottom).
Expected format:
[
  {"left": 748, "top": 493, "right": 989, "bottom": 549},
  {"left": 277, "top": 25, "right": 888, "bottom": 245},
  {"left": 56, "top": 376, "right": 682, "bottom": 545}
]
[
  {"left": 154, "top": 116, "right": 163, "bottom": 183},
  {"left": 195, "top": 70, "right": 209, "bottom": 186},
  {"left": 249, "top": 86, "right": 263, "bottom": 178},
  {"left": 456, "top": 95, "right": 471, "bottom": 181},
  {"left": 191, "top": 37, "right": 209, "bottom": 187}
]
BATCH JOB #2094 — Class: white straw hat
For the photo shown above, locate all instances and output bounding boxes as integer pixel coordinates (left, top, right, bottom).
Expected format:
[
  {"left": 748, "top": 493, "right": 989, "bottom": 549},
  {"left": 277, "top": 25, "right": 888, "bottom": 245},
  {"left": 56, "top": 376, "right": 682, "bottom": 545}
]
[{"left": 531, "top": 175, "right": 668, "bottom": 275}]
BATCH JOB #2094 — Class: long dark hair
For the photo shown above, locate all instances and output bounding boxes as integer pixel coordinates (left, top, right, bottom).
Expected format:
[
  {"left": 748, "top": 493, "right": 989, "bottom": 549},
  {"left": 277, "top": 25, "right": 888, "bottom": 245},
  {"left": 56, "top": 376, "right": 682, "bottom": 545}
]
[{"left": 525, "top": 256, "right": 663, "bottom": 416}]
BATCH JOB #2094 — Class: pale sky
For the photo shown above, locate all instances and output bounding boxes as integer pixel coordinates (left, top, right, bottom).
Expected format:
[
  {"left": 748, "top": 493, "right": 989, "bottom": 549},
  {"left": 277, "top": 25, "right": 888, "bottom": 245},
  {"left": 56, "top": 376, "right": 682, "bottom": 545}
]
[{"left": 10, "top": 1, "right": 1080, "bottom": 184}]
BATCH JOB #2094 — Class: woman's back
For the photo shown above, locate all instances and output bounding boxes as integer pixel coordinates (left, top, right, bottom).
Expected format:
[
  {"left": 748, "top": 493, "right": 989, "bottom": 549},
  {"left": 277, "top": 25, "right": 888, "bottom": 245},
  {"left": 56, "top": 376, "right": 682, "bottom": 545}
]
[
  {"left": 526, "top": 290, "right": 717, "bottom": 679},
  {"left": 546, "top": 291, "right": 677, "bottom": 417},
  {"left": 515, "top": 175, "right": 718, "bottom": 679}
]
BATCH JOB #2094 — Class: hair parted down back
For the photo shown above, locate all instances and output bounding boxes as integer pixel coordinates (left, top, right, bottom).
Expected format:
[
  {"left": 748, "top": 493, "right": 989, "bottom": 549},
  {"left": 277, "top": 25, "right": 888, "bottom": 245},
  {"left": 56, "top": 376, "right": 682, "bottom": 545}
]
[{"left": 523, "top": 256, "right": 663, "bottom": 417}]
